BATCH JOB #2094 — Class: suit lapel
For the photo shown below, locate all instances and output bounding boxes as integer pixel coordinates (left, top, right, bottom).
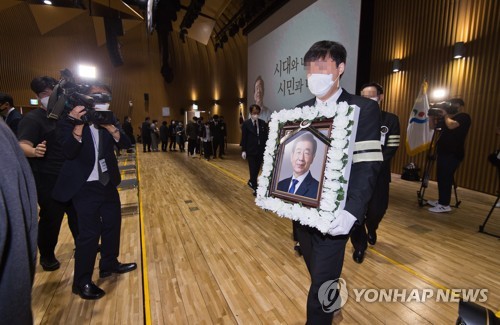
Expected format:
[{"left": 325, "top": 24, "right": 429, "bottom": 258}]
[
  {"left": 337, "top": 88, "right": 352, "bottom": 104},
  {"left": 295, "top": 172, "right": 312, "bottom": 196}
]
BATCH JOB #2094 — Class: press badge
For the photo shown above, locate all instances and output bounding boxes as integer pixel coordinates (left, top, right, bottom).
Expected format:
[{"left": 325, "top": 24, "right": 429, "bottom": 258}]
[{"left": 99, "top": 159, "right": 108, "bottom": 172}]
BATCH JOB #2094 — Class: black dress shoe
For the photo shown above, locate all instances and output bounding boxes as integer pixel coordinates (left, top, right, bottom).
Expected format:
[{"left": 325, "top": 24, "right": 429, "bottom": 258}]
[
  {"left": 294, "top": 242, "right": 302, "bottom": 256},
  {"left": 72, "top": 282, "right": 105, "bottom": 300},
  {"left": 99, "top": 262, "right": 137, "bottom": 278},
  {"left": 40, "top": 256, "right": 61, "bottom": 271},
  {"left": 247, "top": 181, "right": 254, "bottom": 189},
  {"left": 367, "top": 232, "right": 377, "bottom": 245},
  {"left": 352, "top": 249, "right": 365, "bottom": 264}
]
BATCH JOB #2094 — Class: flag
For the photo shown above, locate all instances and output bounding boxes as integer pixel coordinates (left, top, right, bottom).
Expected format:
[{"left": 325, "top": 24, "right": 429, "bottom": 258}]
[{"left": 405, "top": 80, "right": 434, "bottom": 156}]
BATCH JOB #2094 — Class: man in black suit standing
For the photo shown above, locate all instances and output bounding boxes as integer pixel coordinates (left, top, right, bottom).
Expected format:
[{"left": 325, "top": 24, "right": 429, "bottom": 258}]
[
  {"left": 277, "top": 133, "right": 319, "bottom": 199},
  {"left": 122, "top": 116, "right": 135, "bottom": 153},
  {"left": 0, "top": 92, "right": 22, "bottom": 135},
  {"left": 293, "top": 41, "right": 382, "bottom": 324},
  {"left": 212, "top": 114, "right": 226, "bottom": 158},
  {"left": 241, "top": 104, "right": 269, "bottom": 196},
  {"left": 350, "top": 82, "right": 400, "bottom": 264},
  {"left": 141, "top": 117, "right": 152, "bottom": 152},
  {"left": 52, "top": 83, "right": 136, "bottom": 300}
]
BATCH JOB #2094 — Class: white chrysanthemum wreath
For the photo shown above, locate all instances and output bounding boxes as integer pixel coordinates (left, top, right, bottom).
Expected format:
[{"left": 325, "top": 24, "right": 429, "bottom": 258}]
[{"left": 255, "top": 102, "right": 359, "bottom": 234}]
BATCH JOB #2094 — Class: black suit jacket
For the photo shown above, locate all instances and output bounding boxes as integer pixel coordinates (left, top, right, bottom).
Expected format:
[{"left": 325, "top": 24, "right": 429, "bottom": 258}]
[
  {"left": 240, "top": 118, "right": 268, "bottom": 155},
  {"left": 5, "top": 109, "right": 22, "bottom": 135},
  {"left": 52, "top": 118, "right": 131, "bottom": 202},
  {"left": 379, "top": 111, "right": 400, "bottom": 184},
  {"left": 297, "top": 89, "right": 382, "bottom": 222},
  {"left": 277, "top": 171, "right": 319, "bottom": 199}
]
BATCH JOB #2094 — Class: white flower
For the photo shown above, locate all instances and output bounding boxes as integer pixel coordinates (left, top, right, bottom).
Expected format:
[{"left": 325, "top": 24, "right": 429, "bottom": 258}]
[
  {"left": 332, "top": 128, "right": 348, "bottom": 140},
  {"left": 329, "top": 170, "right": 342, "bottom": 180},
  {"left": 290, "top": 107, "right": 303, "bottom": 120},
  {"left": 301, "top": 106, "right": 318, "bottom": 120},
  {"left": 333, "top": 115, "right": 350, "bottom": 129},
  {"left": 328, "top": 148, "right": 344, "bottom": 161},
  {"left": 332, "top": 139, "right": 347, "bottom": 149},
  {"left": 331, "top": 160, "right": 344, "bottom": 170},
  {"left": 337, "top": 101, "right": 350, "bottom": 115},
  {"left": 320, "top": 199, "right": 335, "bottom": 212}
]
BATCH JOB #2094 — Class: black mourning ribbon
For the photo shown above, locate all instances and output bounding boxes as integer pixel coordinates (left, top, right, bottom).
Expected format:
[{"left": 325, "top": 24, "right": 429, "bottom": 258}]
[{"left": 280, "top": 120, "right": 331, "bottom": 147}]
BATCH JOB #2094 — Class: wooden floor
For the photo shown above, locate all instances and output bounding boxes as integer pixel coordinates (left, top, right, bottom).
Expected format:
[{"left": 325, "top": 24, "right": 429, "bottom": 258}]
[{"left": 33, "top": 144, "right": 500, "bottom": 324}]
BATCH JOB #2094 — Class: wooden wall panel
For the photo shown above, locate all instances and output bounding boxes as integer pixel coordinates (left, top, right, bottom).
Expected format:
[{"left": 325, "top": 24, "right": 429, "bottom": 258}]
[
  {"left": 371, "top": 0, "right": 500, "bottom": 195},
  {"left": 0, "top": 3, "right": 247, "bottom": 144}
]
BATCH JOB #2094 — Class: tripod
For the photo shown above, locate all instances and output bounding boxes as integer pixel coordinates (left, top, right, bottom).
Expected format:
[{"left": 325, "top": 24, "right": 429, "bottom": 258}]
[
  {"left": 479, "top": 166, "right": 500, "bottom": 238},
  {"left": 417, "top": 128, "right": 462, "bottom": 207}
]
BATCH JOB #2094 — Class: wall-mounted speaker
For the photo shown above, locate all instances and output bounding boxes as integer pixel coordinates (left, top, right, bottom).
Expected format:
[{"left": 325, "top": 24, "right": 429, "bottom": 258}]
[{"left": 104, "top": 17, "right": 124, "bottom": 67}]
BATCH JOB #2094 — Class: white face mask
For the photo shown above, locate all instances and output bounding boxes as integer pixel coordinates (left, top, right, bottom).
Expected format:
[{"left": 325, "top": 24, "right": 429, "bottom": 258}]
[
  {"left": 95, "top": 103, "right": 110, "bottom": 110},
  {"left": 307, "top": 74, "right": 339, "bottom": 98},
  {"left": 369, "top": 97, "right": 379, "bottom": 103},
  {"left": 40, "top": 96, "right": 49, "bottom": 109}
]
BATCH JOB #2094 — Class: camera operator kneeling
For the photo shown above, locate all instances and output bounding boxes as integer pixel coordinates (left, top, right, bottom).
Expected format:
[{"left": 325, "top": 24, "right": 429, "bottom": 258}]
[
  {"left": 427, "top": 98, "right": 471, "bottom": 213},
  {"left": 52, "top": 83, "right": 136, "bottom": 300}
]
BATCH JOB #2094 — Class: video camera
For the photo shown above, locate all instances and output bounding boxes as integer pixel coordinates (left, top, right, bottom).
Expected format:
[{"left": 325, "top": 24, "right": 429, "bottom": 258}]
[
  {"left": 47, "top": 68, "right": 116, "bottom": 125},
  {"left": 428, "top": 98, "right": 464, "bottom": 117}
]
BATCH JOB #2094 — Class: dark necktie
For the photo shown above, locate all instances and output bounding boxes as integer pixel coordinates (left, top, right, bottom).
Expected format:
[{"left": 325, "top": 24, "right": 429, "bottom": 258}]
[
  {"left": 254, "top": 120, "right": 260, "bottom": 145},
  {"left": 288, "top": 179, "right": 299, "bottom": 194},
  {"left": 98, "top": 129, "right": 110, "bottom": 186}
]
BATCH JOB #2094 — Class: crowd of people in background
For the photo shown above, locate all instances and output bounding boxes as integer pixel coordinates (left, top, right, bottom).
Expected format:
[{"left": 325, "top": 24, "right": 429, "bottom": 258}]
[{"left": 138, "top": 115, "right": 227, "bottom": 160}]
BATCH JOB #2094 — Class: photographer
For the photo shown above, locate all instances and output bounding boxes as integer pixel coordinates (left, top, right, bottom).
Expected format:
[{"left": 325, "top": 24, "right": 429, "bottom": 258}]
[
  {"left": 52, "top": 83, "right": 136, "bottom": 300},
  {"left": 427, "top": 98, "right": 471, "bottom": 213},
  {"left": 17, "top": 76, "right": 79, "bottom": 271}
]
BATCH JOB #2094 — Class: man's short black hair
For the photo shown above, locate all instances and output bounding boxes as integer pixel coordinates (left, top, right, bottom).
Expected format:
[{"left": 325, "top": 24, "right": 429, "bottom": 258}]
[
  {"left": 361, "top": 82, "right": 384, "bottom": 95},
  {"left": 0, "top": 92, "right": 14, "bottom": 106},
  {"left": 30, "top": 76, "right": 57, "bottom": 96},
  {"left": 304, "top": 40, "right": 347, "bottom": 67},
  {"left": 249, "top": 104, "right": 261, "bottom": 114}
]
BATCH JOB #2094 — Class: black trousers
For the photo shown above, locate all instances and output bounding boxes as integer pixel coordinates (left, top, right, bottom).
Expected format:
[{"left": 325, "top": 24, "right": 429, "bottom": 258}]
[
  {"left": 247, "top": 153, "right": 263, "bottom": 189},
  {"left": 71, "top": 181, "right": 121, "bottom": 286},
  {"left": 142, "top": 137, "right": 151, "bottom": 152},
  {"left": 188, "top": 138, "right": 197, "bottom": 155},
  {"left": 437, "top": 153, "right": 461, "bottom": 206},
  {"left": 161, "top": 140, "right": 168, "bottom": 152},
  {"left": 296, "top": 222, "right": 349, "bottom": 325},
  {"left": 203, "top": 141, "right": 212, "bottom": 159},
  {"left": 169, "top": 136, "right": 177, "bottom": 150},
  {"left": 34, "top": 172, "right": 78, "bottom": 259},
  {"left": 350, "top": 171, "right": 390, "bottom": 251},
  {"left": 213, "top": 137, "right": 224, "bottom": 157}
]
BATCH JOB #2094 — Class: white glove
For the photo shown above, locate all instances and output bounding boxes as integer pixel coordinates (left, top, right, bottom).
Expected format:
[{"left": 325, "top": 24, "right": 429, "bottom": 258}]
[
  {"left": 327, "top": 210, "right": 357, "bottom": 236},
  {"left": 241, "top": 151, "right": 247, "bottom": 159}
]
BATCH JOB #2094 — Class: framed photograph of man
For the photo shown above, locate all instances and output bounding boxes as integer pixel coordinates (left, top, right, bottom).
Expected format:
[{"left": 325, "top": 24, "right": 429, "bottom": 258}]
[
  {"left": 256, "top": 103, "right": 359, "bottom": 235},
  {"left": 269, "top": 120, "right": 333, "bottom": 208}
]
